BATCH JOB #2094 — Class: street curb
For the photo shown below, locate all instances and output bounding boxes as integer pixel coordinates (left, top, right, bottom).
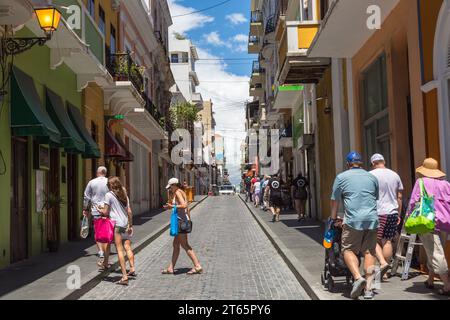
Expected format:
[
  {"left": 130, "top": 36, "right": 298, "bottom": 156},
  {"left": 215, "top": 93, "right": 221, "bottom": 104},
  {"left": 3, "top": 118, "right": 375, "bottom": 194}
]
[
  {"left": 239, "top": 195, "right": 328, "bottom": 301},
  {"left": 63, "top": 196, "right": 209, "bottom": 300}
]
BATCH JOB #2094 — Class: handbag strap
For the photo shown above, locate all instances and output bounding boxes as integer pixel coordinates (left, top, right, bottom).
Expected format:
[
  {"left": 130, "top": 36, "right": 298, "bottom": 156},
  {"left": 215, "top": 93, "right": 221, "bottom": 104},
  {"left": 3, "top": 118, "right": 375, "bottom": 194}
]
[{"left": 109, "top": 191, "right": 128, "bottom": 211}]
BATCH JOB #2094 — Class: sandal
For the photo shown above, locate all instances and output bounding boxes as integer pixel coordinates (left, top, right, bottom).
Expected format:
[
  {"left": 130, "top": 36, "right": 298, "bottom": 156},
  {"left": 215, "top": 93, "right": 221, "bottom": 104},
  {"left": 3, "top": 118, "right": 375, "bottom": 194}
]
[
  {"left": 187, "top": 267, "right": 203, "bottom": 275},
  {"left": 98, "top": 264, "right": 112, "bottom": 272},
  {"left": 116, "top": 278, "right": 129, "bottom": 286},
  {"left": 127, "top": 271, "right": 137, "bottom": 277},
  {"left": 438, "top": 288, "right": 450, "bottom": 296},
  {"left": 161, "top": 269, "right": 174, "bottom": 275}
]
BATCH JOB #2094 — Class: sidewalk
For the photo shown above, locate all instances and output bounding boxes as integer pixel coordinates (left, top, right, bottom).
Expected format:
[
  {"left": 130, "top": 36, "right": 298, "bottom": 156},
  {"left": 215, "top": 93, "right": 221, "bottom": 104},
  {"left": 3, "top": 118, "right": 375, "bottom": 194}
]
[
  {"left": 240, "top": 195, "right": 449, "bottom": 300},
  {"left": 0, "top": 196, "right": 207, "bottom": 300}
]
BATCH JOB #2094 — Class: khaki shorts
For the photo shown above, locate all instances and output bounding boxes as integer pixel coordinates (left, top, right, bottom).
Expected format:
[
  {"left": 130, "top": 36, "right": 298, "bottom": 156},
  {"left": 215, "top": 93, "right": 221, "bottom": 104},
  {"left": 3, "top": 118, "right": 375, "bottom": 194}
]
[{"left": 341, "top": 225, "right": 377, "bottom": 256}]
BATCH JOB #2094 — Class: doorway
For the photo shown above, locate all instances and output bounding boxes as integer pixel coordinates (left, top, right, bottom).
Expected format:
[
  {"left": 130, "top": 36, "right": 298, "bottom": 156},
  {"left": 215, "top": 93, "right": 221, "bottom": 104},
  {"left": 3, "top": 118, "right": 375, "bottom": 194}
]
[
  {"left": 46, "top": 149, "right": 60, "bottom": 248},
  {"left": 10, "top": 137, "right": 29, "bottom": 263},
  {"left": 67, "top": 154, "right": 78, "bottom": 241}
]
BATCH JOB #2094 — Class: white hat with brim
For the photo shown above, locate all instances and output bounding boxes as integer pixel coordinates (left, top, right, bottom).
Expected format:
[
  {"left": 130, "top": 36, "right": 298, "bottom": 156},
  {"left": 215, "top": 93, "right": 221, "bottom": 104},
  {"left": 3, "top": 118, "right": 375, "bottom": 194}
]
[
  {"left": 166, "top": 178, "right": 179, "bottom": 190},
  {"left": 416, "top": 158, "right": 446, "bottom": 179}
]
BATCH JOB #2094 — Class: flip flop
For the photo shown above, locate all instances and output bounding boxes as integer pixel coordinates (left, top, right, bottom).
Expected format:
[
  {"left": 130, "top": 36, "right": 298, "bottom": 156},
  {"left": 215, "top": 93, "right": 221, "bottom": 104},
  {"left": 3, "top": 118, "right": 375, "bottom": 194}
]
[
  {"left": 378, "top": 264, "right": 392, "bottom": 279},
  {"left": 161, "top": 269, "right": 174, "bottom": 275},
  {"left": 116, "top": 278, "right": 129, "bottom": 286},
  {"left": 187, "top": 267, "right": 203, "bottom": 275},
  {"left": 127, "top": 271, "right": 137, "bottom": 277}
]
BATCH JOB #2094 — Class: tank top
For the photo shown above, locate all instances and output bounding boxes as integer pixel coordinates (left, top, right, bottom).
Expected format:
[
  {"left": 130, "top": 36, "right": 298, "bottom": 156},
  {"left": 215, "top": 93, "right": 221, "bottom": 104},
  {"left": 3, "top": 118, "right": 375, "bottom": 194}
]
[{"left": 172, "top": 190, "right": 188, "bottom": 220}]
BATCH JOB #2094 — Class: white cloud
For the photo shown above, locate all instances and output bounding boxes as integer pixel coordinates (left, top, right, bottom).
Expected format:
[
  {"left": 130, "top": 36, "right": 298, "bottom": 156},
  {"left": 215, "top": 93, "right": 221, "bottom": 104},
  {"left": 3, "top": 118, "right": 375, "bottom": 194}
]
[
  {"left": 168, "top": 0, "right": 214, "bottom": 36},
  {"left": 232, "top": 34, "right": 248, "bottom": 43},
  {"left": 168, "top": 2, "right": 250, "bottom": 184},
  {"left": 195, "top": 48, "right": 249, "bottom": 184},
  {"left": 204, "top": 31, "right": 227, "bottom": 47},
  {"left": 226, "top": 13, "right": 248, "bottom": 25}
]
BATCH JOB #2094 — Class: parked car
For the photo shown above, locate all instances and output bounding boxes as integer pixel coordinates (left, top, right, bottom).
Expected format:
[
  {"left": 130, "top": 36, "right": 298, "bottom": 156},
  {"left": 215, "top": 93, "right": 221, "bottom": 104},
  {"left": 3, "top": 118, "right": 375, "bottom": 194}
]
[{"left": 219, "top": 185, "right": 235, "bottom": 196}]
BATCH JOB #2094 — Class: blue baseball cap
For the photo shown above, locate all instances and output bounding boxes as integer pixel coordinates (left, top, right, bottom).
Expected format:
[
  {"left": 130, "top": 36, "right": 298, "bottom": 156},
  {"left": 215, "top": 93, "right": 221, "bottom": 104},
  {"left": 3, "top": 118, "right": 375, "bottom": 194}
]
[{"left": 346, "top": 151, "right": 363, "bottom": 164}]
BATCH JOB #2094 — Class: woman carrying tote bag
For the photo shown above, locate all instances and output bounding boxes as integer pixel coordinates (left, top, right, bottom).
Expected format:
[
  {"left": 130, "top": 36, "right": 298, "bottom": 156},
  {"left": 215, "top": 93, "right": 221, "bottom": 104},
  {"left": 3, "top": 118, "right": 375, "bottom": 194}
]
[{"left": 407, "top": 158, "right": 450, "bottom": 296}]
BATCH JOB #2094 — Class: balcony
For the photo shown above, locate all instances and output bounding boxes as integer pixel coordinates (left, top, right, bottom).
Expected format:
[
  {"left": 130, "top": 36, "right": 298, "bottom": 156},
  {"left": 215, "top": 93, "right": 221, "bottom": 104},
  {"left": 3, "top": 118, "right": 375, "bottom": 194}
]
[
  {"left": 280, "top": 123, "right": 293, "bottom": 148},
  {"left": 248, "top": 35, "right": 261, "bottom": 54},
  {"left": 106, "top": 53, "right": 144, "bottom": 93},
  {"left": 25, "top": 0, "right": 110, "bottom": 91},
  {"left": 249, "top": 83, "right": 264, "bottom": 99},
  {"left": 124, "top": 93, "right": 167, "bottom": 141},
  {"left": 277, "top": 21, "right": 330, "bottom": 85},
  {"left": 249, "top": 10, "right": 263, "bottom": 36},
  {"left": 191, "top": 92, "right": 203, "bottom": 108},
  {"left": 250, "top": 60, "right": 265, "bottom": 85}
]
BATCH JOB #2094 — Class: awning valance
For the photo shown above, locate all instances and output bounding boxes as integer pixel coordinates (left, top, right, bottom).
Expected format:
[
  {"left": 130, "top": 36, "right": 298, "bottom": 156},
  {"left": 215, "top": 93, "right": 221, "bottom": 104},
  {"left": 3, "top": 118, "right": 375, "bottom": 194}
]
[
  {"left": 115, "top": 135, "right": 134, "bottom": 162},
  {"left": 67, "top": 103, "right": 101, "bottom": 159},
  {"left": 105, "top": 127, "right": 126, "bottom": 159},
  {"left": 45, "top": 88, "right": 85, "bottom": 154},
  {"left": 11, "top": 67, "right": 61, "bottom": 145}
]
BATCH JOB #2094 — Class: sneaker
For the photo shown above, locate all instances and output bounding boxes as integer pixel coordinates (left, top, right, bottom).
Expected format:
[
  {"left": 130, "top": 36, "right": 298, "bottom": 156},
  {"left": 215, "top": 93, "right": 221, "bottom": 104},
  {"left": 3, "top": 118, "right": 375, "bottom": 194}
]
[
  {"left": 98, "top": 251, "right": 104, "bottom": 258},
  {"left": 350, "top": 278, "right": 367, "bottom": 299},
  {"left": 363, "top": 290, "right": 374, "bottom": 300}
]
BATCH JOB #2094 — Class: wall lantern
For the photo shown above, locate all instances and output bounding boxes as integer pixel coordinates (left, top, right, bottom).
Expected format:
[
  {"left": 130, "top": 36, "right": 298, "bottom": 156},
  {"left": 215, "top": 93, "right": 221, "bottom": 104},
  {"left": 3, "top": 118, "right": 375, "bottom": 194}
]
[{"left": 1, "top": 7, "right": 61, "bottom": 97}]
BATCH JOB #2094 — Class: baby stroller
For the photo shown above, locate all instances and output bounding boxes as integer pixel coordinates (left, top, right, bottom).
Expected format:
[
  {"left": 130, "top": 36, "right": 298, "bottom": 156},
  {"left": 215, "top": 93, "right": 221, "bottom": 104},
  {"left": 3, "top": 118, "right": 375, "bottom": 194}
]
[{"left": 321, "top": 218, "right": 354, "bottom": 292}]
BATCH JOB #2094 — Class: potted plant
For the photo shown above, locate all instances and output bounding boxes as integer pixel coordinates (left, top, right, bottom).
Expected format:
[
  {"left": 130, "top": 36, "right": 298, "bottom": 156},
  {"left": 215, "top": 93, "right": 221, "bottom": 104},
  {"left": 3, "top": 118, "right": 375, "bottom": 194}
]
[{"left": 43, "top": 192, "right": 64, "bottom": 252}]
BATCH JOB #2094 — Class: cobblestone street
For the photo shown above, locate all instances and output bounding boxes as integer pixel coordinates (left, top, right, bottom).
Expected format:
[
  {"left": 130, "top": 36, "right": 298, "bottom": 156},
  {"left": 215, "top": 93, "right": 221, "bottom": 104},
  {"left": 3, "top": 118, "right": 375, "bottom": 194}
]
[{"left": 81, "top": 196, "right": 308, "bottom": 300}]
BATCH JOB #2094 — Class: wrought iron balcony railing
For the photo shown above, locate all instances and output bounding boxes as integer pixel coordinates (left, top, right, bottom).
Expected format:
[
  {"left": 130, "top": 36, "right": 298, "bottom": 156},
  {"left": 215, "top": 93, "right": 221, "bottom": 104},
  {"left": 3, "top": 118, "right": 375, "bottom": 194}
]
[
  {"left": 252, "top": 60, "right": 265, "bottom": 74},
  {"left": 142, "top": 94, "right": 165, "bottom": 129},
  {"left": 106, "top": 52, "right": 144, "bottom": 93},
  {"left": 250, "top": 10, "right": 263, "bottom": 23},
  {"left": 248, "top": 35, "right": 260, "bottom": 45}
]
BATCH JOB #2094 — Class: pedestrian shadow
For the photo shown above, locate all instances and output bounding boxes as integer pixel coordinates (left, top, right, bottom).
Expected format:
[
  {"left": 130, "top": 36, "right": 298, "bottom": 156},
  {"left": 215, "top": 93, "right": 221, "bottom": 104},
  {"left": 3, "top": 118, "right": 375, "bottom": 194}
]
[
  {"left": 174, "top": 268, "right": 193, "bottom": 275},
  {"left": 280, "top": 219, "right": 324, "bottom": 245}
]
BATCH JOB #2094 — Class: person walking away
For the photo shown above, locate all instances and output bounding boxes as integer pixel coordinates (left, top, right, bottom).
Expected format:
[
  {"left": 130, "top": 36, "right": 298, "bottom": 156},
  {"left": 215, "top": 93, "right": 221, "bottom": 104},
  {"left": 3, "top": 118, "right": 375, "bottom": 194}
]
[
  {"left": 292, "top": 172, "right": 309, "bottom": 222},
  {"left": 369, "top": 154, "right": 403, "bottom": 279},
  {"left": 268, "top": 175, "right": 283, "bottom": 222},
  {"left": 162, "top": 178, "right": 203, "bottom": 275},
  {"left": 408, "top": 158, "right": 450, "bottom": 296},
  {"left": 83, "top": 166, "right": 109, "bottom": 260},
  {"left": 259, "top": 176, "right": 266, "bottom": 210},
  {"left": 261, "top": 176, "right": 270, "bottom": 210},
  {"left": 244, "top": 174, "right": 252, "bottom": 202},
  {"left": 330, "top": 152, "right": 379, "bottom": 300},
  {"left": 99, "top": 177, "right": 135, "bottom": 285},
  {"left": 253, "top": 177, "right": 261, "bottom": 207}
]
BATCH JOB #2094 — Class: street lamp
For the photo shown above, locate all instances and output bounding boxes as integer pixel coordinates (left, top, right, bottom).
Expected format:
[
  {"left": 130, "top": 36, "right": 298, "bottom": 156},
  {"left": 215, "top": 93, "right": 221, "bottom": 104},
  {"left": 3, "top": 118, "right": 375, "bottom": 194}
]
[{"left": 1, "top": 7, "right": 61, "bottom": 56}]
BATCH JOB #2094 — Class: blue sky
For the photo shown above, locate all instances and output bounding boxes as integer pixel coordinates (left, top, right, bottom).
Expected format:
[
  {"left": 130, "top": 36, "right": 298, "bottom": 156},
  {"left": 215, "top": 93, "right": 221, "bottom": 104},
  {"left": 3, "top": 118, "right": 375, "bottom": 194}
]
[
  {"left": 169, "top": 0, "right": 255, "bottom": 184},
  {"left": 170, "top": 0, "right": 255, "bottom": 76}
]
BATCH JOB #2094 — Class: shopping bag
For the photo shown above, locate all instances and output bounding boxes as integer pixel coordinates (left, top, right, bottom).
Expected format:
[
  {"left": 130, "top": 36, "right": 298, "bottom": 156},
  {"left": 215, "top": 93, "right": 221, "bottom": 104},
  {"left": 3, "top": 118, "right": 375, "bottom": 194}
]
[
  {"left": 80, "top": 215, "right": 89, "bottom": 239},
  {"left": 405, "top": 179, "right": 436, "bottom": 234},
  {"left": 94, "top": 218, "right": 116, "bottom": 243},
  {"left": 170, "top": 205, "right": 179, "bottom": 237}
]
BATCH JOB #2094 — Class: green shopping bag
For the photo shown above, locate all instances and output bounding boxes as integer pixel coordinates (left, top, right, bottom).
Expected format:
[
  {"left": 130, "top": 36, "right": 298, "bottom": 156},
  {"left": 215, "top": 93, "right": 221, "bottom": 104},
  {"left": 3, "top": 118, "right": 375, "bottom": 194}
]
[{"left": 405, "top": 179, "right": 436, "bottom": 234}]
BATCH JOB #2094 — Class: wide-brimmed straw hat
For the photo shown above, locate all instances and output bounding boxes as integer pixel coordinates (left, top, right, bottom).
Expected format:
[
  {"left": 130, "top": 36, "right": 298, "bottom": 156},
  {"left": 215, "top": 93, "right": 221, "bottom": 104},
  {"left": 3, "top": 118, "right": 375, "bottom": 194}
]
[{"left": 416, "top": 158, "right": 446, "bottom": 178}]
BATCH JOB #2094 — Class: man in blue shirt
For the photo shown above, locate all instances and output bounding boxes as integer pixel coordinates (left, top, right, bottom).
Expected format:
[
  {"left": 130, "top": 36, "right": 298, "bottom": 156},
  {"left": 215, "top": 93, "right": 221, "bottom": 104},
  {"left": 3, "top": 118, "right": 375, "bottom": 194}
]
[{"left": 330, "top": 152, "right": 379, "bottom": 300}]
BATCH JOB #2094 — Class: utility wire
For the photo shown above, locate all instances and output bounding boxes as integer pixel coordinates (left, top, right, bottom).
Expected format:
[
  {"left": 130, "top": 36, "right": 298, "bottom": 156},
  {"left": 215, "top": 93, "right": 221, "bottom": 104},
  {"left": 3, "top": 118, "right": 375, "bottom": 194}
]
[{"left": 172, "top": 0, "right": 233, "bottom": 18}]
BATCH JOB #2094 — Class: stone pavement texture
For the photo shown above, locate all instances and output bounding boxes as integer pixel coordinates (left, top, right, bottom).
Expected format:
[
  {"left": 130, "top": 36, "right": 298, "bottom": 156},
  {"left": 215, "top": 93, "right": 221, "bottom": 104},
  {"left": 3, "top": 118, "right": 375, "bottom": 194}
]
[
  {"left": 81, "top": 196, "right": 309, "bottom": 300},
  {"left": 241, "top": 195, "right": 450, "bottom": 300},
  {"left": 0, "top": 196, "right": 206, "bottom": 300}
]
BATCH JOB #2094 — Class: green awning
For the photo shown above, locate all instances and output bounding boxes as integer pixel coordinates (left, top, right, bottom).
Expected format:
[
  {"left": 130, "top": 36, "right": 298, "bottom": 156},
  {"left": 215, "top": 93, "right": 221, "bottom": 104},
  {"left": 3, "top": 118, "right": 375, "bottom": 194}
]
[
  {"left": 11, "top": 67, "right": 61, "bottom": 145},
  {"left": 46, "top": 88, "right": 85, "bottom": 154},
  {"left": 67, "top": 103, "right": 101, "bottom": 159}
]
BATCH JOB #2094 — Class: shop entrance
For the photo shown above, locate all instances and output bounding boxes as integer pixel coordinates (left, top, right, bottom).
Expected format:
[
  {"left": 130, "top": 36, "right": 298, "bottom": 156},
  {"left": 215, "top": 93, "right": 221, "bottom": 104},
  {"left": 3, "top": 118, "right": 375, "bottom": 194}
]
[
  {"left": 10, "top": 137, "right": 29, "bottom": 263},
  {"left": 67, "top": 154, "right": 78, "bottom": 241}
]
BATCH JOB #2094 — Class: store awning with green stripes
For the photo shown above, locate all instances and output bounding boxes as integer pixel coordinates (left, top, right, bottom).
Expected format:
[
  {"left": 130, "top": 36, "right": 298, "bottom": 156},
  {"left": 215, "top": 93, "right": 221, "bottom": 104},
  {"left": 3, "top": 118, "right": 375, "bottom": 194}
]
[
  {"left": 46, "top": 88, "right": 85, "bottom": 154},
  {"left": 11, "top": 67, "right": 61, "bottom": 145},
  {"left": 67, "top": 103, "right": 101, "bottom": 159}
]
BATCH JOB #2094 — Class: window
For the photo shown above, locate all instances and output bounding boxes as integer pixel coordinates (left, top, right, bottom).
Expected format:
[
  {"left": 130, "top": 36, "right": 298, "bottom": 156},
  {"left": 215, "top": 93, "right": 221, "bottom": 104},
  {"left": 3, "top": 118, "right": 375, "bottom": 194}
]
[
  {"left": 361, "top": 54, "right": 390, "bottom": 166},
  {"left": 181, "top": 52, "right": 189, "bottom": 63},
  {"left": 88, "top": 0, "right": 95, "bottom": 17},
  {"left": 320, "top": 0, "right": 330, "bottom": 20},
  {"left": 171, "top": 53, "right": 179, "bottom": 63},
  {"left": 110, "top": 25, "right": 116, "bottom": 54},
  {"left": 296, "top": 0, "right": 314, "bottom": 21},
  {"left": 99, "top": 5, "right": 105, "bottom": 35}
]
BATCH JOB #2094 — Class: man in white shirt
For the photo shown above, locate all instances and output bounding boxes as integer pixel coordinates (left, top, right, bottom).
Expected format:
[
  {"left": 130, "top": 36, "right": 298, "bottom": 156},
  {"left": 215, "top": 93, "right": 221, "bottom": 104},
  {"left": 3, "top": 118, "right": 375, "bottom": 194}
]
[
  {"left": 83, "top": 166, "right": 109, "bottom": 258},
  {"left": 370, "top": 154, "right": 404, "bottom": 279}
]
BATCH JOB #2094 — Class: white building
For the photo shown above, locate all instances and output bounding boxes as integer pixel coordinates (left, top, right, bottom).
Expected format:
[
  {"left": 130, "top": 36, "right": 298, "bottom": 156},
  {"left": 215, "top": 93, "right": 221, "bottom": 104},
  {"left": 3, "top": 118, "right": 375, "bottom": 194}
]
[{"left": 169, "top": 37, "right": 203, "bottom": 107}]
